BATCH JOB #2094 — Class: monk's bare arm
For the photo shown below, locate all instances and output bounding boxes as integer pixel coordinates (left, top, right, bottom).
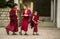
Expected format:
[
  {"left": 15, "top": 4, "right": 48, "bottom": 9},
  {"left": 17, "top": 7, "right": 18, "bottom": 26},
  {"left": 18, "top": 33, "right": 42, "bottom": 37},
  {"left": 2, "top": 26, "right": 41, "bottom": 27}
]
[
  {"left": 16, "top": 10, "right": 18, "bottom": 16},
  {"left": 32, "top": 16, "right": 36, "bottom": 23}
]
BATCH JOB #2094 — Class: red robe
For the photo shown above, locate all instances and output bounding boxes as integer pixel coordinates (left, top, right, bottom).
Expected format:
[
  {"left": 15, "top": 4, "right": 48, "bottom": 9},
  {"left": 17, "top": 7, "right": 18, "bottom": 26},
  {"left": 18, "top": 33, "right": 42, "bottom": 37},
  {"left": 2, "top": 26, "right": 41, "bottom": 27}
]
[
  {"left": 31, "top": 14, "right": 39, "bottom": 32},
  {"left": 6, "top": 8, "right": 18, "bottom": 32},
  {"left": 21, "top": 9, "right": 29, "bottom": 32}
]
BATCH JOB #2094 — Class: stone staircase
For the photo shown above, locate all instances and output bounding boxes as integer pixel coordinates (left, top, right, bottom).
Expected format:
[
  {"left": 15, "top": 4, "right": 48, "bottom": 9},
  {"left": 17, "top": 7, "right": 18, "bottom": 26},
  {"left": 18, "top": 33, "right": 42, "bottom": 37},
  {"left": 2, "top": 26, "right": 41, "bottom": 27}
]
[
  {"left": 0, "top": 8, "right": 20, "bottom": 27},
  {"left": 0, "top": 8, "right": 56, "bottom": 28},
  {"left": 0, "top": 8, "right": 10, "bottom": 27},
  {"left": 38, "top": 17, "right": 56, "bottom": 28}
]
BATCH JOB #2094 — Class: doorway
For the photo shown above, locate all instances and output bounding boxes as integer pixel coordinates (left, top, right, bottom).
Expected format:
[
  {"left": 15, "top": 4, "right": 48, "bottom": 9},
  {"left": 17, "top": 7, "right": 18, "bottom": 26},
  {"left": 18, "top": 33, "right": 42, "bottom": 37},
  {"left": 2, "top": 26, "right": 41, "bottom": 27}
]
[{"left": 33, "top": 0, "right": 51, "bottom": 17}]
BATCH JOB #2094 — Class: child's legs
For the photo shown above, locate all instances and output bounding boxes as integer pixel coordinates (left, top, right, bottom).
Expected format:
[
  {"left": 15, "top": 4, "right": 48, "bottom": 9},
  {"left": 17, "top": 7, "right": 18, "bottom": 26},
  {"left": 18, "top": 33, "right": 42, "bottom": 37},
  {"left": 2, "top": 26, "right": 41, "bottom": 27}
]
[
  {"left": 33, "top": 24, "right": 38, "bottom": 34},
  {"left": 6, "top": 28, "right": 9, "bottom": 35},
  {"left": 20, "top": 26, "right": 23, "bottom": 33}
]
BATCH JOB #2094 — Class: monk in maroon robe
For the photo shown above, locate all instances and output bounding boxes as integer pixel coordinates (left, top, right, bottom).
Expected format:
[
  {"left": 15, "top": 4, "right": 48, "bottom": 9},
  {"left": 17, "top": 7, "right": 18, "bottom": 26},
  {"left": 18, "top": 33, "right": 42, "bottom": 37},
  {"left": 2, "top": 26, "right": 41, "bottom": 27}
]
[
  {"left": 5, "top": 4, "right": 18, "bottom": 35},
  {"left": 19, "top": 5, "right": 29, "bottom": 35},
  {"left": 31, "top": 11, "right": 39, "bottom": 35},
  {"left": 27, "top": 8, "right": 32, "bottom": 23}
]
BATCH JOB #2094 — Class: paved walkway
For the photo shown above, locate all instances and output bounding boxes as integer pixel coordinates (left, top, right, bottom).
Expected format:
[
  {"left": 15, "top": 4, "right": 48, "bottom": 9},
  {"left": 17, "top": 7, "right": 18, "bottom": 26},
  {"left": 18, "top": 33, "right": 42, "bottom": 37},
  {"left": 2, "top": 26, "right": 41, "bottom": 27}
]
[{"left": 0, "top": 27, "right": 60, "bottom": 39}]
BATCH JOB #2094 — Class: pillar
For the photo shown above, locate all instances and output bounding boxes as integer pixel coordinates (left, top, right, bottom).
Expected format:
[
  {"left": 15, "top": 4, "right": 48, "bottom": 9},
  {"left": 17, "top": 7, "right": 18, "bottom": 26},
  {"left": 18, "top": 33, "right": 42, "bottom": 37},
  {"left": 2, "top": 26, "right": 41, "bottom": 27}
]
[
  {"left": 30, "top": 2, "right": 33, "bottom": 13},
  {"left": 57, "top": 0, "right": 60, "bottom": 28},
  {"left": 51, "top": 0, "right": 54, "bottom": 21},
  {"left": 53, "top": 0, "right": 56, "bottom": 23}
]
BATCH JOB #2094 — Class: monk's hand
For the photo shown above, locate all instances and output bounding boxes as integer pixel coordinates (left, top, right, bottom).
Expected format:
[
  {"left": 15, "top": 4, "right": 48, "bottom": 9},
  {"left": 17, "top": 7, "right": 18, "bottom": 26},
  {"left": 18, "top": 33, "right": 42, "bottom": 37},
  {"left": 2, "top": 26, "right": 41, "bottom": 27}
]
[
  {"left": 24, "top": 14, "right": 28, "bottom": 16},
  {"left": 37, "top": 20, "right": 39, "bottom": 23},
  {"left": 34, "top": 21, "right": 37, "bottom": 24}
]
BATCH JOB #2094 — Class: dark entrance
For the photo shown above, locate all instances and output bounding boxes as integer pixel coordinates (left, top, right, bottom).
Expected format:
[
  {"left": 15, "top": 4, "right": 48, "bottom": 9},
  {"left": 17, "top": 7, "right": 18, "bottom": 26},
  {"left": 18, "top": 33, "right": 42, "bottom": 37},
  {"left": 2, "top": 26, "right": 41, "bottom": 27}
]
[{"left": 33, "top": 0, "right": 51, "bottom": 16}]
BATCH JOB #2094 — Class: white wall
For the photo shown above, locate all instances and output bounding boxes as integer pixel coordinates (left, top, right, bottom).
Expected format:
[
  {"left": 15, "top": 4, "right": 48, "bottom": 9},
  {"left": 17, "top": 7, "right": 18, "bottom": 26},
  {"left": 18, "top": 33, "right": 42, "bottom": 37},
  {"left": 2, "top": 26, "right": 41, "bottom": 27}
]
[
  {"left": 14, "top": 0, "right": 20, "bottom": 10},
  {"left": 14, "top": 0, "right": 18, "bottom": 4},
  {"left": 57, "top": 0, "right": 60, "bottom": 28}
]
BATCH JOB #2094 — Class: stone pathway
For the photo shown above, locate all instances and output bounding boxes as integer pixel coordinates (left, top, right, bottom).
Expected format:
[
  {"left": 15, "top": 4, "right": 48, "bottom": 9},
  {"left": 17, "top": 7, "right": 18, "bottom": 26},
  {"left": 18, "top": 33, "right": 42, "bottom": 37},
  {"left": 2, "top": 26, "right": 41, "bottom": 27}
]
[{"left": 0, "top": 27, "right": 60, "bottom": 39}]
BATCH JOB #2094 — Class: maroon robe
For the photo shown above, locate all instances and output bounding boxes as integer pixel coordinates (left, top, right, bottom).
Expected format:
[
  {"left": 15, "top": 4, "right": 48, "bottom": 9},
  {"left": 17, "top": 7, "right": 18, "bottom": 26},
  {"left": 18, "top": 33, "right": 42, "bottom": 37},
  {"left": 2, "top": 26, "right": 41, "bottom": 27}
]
[
  {"left": 21, "top": 9, "right": 29, "bottom": 32},
  {"left": 31, "top": 14, "right": 39, "bottom": 32},
  {"left": 27, "top": 9, "right": 32, "bottom": 23},
  {"left": 30, "top": 14, "right": 34, "bottom": 28},
  {"left": 6, "top": 8, "right": 18, "bottom": 32}
]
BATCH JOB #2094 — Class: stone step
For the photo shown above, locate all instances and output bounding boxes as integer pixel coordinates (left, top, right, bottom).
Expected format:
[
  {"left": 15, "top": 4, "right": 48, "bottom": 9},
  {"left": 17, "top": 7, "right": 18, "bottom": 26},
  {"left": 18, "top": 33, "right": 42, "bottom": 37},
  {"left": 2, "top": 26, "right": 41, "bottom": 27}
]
[
  {"left": 38, "top": 21, "right": 55, "bottom": 27},
  {"left": 0, "top": 17, "right": 9, "bottom": 20},
  {"left": 0, "top": 20, "right": 10, "bottom": 27},
  {"left": 39, "top": 17, "right": 51, "bottom": 22}
]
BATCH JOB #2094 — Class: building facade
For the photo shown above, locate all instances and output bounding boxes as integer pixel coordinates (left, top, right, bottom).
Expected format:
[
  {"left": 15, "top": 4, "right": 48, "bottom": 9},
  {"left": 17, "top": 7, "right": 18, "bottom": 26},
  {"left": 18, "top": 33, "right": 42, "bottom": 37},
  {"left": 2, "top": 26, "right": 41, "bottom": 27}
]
[
  {"left": 0, "top": 0, "right": 60, "bottom": 28},
  {"left": 14, "top": 0, "right": 60, "bottom": 28}
]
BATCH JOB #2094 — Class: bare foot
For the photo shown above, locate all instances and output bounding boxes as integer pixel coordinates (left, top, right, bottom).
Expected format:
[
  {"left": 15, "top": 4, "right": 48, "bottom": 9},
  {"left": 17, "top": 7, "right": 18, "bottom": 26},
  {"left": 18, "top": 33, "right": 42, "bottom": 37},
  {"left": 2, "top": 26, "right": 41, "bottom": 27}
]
[
  {"left": 5, "top": 29, "right": 9, "bottom": 35},
  {"left": 36, "top": 33, "right": 39, "bottom": 35},
  {"left": 12, "top": 33, "right": 17, "bottom": 35},
  {"left": 33, "top": 34, "right": 35, "bottom": 35},
  {"left": 19, "top": 32, "right": 22, "bottom": 35},
  {"left": 24, "top": 33, "right": 28, "bottom": 35}
]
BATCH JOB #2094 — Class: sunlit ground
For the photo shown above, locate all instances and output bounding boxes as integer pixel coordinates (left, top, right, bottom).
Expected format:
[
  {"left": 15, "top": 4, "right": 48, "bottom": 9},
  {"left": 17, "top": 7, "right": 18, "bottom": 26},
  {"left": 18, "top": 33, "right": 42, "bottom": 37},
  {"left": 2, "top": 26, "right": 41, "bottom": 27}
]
[{"left": 0, "top": 26, "right": 60, "bottom": 39}]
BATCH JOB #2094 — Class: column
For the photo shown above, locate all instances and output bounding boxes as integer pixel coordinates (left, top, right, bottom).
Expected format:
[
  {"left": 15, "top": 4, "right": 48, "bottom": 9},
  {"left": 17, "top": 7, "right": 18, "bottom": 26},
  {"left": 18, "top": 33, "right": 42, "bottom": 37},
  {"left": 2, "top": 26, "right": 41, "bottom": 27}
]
[
  {"left": 51, "top": 0, "right": 54, "bottom": 21},
  {"left": 30, "top": 2, "right": 33, "bottom": 13},
  {"left": 53, "top": 0, "right": 56, "bottom": 23},
  {"left": 57, "top": 0, "right": 60, "bottom": 28},
  {"left": 20, "top": 0, "right": 23, "bottom": 3}
]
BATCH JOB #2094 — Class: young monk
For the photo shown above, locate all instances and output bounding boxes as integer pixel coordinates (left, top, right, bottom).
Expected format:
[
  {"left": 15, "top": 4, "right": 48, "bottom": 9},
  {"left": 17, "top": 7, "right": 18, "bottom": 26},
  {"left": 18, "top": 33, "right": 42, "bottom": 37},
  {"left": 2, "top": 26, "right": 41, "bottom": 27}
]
[
  {"left": 19, "top": 5, "right": 29, "bottom": 35},
  {"left": 5, "top": 4, "right": 18, "bottom": 35},
  {"left": 31, "top": 11, "right": 39, "bottom": 35}
]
